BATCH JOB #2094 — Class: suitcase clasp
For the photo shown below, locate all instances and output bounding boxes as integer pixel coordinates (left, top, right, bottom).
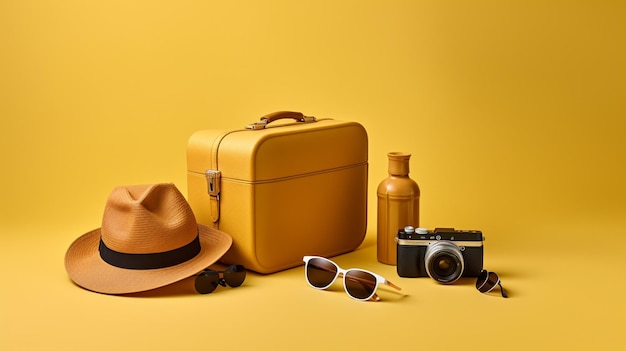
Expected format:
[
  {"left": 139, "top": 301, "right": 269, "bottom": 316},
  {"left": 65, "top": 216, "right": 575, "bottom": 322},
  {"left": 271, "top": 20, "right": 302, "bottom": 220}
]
[
  {"left": 205, "top": 170, "right": 221, "bottom": 199},
  {"left": 246, "top": 121, "right": 268, "bottom": 130}
]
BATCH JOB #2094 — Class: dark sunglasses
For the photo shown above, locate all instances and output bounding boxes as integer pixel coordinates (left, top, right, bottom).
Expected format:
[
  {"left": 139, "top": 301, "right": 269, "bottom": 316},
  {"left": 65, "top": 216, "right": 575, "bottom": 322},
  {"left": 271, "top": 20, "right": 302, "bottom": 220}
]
[
  {"left": 476, "top": 269, "right": 508, "bottom": 298},
  {"left": 194, "top": 264, "right": 246, "bottom": 294},
  {"left": 303, "top": 256, "right": 401, "bottom": 301}
]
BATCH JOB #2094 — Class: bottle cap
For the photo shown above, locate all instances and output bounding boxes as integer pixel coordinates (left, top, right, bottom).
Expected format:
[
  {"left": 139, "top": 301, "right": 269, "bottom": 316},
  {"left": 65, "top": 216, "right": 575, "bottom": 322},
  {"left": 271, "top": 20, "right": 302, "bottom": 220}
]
[{"left": 387, "top": 152, "right": 411, "bottom": 175}]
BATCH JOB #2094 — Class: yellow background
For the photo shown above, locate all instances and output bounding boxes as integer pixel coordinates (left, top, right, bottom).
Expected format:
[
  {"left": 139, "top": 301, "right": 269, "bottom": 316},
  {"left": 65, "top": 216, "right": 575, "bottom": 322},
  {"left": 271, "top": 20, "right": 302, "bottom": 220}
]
[{"left": 1, "top": 1, "right": 624, "bottom": 350}]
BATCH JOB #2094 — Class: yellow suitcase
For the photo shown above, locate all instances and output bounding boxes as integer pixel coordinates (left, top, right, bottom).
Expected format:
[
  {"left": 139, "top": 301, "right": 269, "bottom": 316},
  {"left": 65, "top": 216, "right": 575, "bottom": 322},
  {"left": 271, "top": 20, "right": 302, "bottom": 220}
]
[{"left": 187, "top": 111, "right": 368, "bottom": 273}]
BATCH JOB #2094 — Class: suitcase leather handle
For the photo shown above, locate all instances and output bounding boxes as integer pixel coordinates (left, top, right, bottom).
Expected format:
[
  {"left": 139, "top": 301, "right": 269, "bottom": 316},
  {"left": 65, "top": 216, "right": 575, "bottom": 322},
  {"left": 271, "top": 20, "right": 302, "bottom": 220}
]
[{"left": 246, "top": 111, "right": 316, "bottom": 130}]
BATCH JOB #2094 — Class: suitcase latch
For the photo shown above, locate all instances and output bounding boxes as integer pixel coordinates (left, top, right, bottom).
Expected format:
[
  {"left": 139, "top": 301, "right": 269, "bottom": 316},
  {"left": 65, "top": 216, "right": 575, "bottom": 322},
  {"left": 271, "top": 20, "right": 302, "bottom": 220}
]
[
  {"left": 205, "top": 170, "right": 221, "bottom": 199},
  {"left": 246, "top": 121, "right": 268, "bottom": 130}
]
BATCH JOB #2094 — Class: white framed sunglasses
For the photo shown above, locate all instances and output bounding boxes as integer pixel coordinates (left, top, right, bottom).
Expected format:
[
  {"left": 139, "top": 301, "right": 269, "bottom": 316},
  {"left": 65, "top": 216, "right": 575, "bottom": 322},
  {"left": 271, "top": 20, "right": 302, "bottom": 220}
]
[{"left": 303, "top": 256, "right": 401, "bottom": 301}]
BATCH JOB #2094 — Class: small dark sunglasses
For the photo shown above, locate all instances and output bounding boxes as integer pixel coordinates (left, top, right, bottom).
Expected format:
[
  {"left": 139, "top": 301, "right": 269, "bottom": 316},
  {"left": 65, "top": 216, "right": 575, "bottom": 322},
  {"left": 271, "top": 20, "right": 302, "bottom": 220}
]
[
  {"left": 194, "top": 265, "right": 246, "bottom": 294},
  {"left": 476, "top": 269, "right": 508, "bottom": 298}
]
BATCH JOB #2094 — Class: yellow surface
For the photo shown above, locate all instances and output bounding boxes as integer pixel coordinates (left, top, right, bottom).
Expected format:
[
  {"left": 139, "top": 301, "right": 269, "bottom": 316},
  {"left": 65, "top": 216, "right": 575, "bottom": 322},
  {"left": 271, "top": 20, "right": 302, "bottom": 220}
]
[{"left": 1, "top": 1, "right": 625, "bottom": 350}]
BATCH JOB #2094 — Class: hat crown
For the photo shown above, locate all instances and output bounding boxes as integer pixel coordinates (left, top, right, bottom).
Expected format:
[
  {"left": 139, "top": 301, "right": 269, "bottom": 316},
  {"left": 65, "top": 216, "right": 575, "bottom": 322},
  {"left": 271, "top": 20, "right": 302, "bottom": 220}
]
[{"left": 101, "top": 183, "right": 198, "bottom": 254}]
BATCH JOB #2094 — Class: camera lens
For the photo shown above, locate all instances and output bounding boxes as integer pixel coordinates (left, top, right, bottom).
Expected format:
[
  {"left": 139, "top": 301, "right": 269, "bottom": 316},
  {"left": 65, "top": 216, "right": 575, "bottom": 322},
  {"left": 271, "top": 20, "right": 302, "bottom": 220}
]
[{"left": 424, "top": 241, "right": 464, "bottom": 284}]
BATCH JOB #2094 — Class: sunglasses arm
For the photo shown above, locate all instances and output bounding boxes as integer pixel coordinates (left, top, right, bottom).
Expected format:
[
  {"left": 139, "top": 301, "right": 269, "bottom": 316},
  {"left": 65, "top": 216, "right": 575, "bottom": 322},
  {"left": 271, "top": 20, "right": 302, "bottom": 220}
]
[
  {"left": 384, "top": 279, "right": 401, "bottom": 291},
  {"left": 369, "top": 294, "right": 382, "bottom": 302},
  {"left": 498, "top": 282, "right": 508, "bottom": 298},
  {"left": 368, "top": 279, "right": 401, "bottom": 300}
]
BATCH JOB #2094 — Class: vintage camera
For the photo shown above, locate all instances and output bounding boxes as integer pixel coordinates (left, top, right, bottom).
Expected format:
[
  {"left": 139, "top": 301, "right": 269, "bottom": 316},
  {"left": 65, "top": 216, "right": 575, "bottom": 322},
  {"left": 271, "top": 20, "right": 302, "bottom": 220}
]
[{"left": 396, "top": 226, "right": 484, "bottom": 283}]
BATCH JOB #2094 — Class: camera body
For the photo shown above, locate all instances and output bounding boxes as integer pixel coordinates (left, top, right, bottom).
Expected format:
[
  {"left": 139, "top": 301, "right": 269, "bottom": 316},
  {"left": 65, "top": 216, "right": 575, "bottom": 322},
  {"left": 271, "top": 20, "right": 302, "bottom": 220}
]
[{"left": 396, "top": 226, "right": 484, "bottom": 283}]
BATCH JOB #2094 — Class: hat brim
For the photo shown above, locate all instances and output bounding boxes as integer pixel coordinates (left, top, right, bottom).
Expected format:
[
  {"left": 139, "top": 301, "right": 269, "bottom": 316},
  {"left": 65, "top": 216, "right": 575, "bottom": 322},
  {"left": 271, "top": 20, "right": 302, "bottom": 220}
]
[{"left": 65, "top": 225, "right": 232, "bottom": 294}]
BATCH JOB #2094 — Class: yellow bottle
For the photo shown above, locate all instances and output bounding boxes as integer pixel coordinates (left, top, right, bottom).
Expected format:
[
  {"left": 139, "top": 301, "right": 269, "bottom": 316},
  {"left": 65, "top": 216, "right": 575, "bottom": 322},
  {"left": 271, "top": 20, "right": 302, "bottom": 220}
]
[{"left": 377, "top": 152, "right": 420, "bottom": 265}]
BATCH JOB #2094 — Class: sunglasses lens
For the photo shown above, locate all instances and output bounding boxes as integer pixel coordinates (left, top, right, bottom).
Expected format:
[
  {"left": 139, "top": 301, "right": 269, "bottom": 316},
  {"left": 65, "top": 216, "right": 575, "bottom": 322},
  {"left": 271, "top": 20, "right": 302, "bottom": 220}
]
[
  {"left": 195, "top": 270, "right": 219, "bottom": 294},
  {"left": 345, "top": 270, "right": 377, "bottom": 300},
  {"left": 224, "top": 265, "right": 246, "bottom": 287},
  {"left": 487, "top": 272, "right": 500, "bottom": 292},
  {"left": 306, "top": 257, "right": 337, "bottom": 289},
  {"left": 476, "top": 270, "right": 489, "bottom": 291},
  {"left": 476, "top": 270, "right": 500, "bottom": 293}
]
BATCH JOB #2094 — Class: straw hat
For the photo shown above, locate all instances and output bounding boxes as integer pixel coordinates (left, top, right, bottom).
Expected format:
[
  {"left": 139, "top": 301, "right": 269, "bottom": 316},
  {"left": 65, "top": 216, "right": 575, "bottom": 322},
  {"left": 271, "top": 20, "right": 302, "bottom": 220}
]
[{"left": 65, "top": 183, "right": 232, "bottom": 294}]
